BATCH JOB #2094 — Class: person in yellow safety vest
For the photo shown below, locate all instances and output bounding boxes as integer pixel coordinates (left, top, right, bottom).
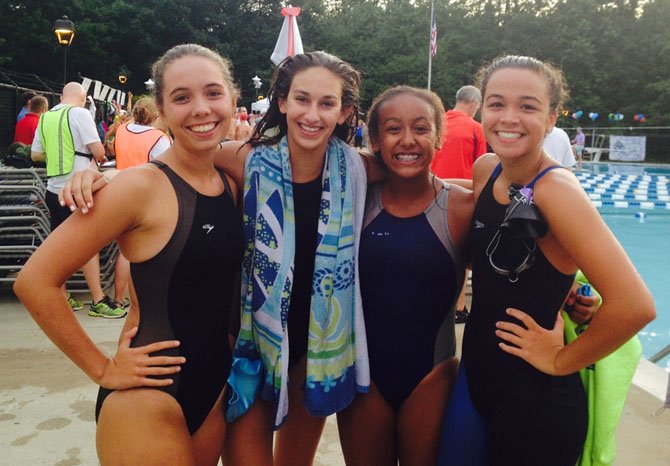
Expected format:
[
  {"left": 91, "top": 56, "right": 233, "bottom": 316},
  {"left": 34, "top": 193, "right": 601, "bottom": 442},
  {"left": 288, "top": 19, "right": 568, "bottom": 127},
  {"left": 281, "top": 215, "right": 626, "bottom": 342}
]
[{"left": 30, "top": 82, "right": 127, "bottom": 319}]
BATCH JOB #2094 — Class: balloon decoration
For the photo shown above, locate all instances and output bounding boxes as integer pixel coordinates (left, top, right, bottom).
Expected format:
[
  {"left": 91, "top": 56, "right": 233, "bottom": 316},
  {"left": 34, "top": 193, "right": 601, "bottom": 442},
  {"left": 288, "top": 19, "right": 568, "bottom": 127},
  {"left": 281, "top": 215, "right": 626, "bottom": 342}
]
[{"left": 570, "top": 110, "right": 645, "bottom": 124}]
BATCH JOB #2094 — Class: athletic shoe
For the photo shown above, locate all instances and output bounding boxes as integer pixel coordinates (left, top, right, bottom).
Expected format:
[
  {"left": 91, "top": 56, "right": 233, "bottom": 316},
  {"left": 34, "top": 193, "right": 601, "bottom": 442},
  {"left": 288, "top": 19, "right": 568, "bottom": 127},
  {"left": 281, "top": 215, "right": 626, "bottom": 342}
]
[
  {"left": 113, "top": 298, "right": 130, "bottom": 309},
  {"left": 89, "top": 297, "right": 127, "bottom": 319},
  {"left": 455, "top": 306, "right": 469, "bottom": 324},
  {"left": 67, "top": 294, "right": 84, "bottom": 311}
]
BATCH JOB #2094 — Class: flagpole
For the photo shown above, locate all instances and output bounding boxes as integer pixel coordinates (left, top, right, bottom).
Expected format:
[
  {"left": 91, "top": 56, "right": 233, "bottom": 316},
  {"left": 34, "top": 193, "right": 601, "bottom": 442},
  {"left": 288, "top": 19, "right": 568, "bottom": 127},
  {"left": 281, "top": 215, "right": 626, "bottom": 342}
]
[{"left": 427, "top": 0, "right": 435, "bottom": 90}]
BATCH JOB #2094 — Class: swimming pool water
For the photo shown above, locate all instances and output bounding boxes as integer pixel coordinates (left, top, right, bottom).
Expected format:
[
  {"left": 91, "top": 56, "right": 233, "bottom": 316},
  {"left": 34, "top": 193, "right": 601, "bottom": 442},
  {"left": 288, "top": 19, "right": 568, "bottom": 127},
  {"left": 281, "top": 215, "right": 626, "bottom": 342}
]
[
  {"left": 603, "top": 213, "right": 670, "bottom": 370},
  {"left": 581, "top": 163, "right": 670, "bottom": 369}
]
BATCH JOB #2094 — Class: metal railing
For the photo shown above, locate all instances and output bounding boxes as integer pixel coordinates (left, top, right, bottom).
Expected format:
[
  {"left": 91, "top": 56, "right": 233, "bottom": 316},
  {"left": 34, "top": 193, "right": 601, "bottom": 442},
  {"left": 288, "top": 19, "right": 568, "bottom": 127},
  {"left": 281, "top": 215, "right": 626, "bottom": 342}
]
[{"left": 649, "top": 343, "right": 670, "bottom": 364}]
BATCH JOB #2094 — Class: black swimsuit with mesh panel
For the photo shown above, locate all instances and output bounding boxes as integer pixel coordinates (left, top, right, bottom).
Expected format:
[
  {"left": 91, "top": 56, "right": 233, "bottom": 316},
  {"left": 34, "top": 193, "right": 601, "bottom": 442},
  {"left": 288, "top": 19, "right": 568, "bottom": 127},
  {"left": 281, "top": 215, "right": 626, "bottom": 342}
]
[
  {"left": 95, "top": 160, "right": 244, "bottom": 434},
  {"left": 461, "top": 166, "right": 587, "bottom": 465}
]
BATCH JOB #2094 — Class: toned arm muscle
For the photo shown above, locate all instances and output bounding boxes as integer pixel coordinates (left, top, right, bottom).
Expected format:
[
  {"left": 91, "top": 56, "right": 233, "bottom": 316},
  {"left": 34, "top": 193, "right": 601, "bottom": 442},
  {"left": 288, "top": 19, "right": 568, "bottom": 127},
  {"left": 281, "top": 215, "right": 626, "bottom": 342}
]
[{"left": 534, "top": 172, "right": 655, "bottom": 374}]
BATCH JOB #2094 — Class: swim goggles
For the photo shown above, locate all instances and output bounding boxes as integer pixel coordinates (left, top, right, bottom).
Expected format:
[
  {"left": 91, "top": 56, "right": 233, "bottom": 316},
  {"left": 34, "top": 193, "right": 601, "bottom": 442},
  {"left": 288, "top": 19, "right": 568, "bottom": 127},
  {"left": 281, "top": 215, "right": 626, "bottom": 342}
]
[{"left": 485, "top": 184, "right": 547, "bottom": 283}]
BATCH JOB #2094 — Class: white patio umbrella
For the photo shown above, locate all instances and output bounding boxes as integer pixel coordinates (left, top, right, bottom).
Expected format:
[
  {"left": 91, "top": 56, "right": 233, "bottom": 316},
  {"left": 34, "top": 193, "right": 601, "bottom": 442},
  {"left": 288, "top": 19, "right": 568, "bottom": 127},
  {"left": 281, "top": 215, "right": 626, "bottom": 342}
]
[{"left": 270, "top": 6, "right": 304, "bottom": 65}]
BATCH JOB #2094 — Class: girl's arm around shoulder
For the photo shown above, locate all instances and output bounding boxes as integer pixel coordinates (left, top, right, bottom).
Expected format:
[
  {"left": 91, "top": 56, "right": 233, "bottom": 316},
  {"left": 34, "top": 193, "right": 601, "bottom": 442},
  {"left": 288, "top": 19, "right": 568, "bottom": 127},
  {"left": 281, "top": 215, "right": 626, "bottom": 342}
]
[
  {"left": 533, "top": 170, "right": 655, "bottom": 374},
  {"left": 443, "top": 178, "right": 473, "bottom": 191},
  {"left": 58, "top": 168, "right": 118, "bottom": 212},
  {"left": 214, "top": 141, "right": 252, "bottom": 189},
  {"left": 357, "top": 148, "right": 386, "bottom": 184}
]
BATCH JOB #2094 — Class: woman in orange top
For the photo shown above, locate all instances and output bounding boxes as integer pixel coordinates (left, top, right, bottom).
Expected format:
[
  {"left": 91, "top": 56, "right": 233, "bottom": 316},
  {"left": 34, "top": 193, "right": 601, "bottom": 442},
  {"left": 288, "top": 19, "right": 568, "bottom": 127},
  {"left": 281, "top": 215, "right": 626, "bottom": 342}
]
[{"left": 114, "top": 97, "right": 171, "bottom": 169}]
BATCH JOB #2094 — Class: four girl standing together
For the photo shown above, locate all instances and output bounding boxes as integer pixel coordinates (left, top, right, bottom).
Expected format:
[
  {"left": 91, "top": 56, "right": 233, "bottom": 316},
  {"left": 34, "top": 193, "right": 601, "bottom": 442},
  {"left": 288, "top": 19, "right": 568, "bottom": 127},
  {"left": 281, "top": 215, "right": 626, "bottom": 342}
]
[{"left": 16, "top": 43, "right": 654, "bottom": 466}]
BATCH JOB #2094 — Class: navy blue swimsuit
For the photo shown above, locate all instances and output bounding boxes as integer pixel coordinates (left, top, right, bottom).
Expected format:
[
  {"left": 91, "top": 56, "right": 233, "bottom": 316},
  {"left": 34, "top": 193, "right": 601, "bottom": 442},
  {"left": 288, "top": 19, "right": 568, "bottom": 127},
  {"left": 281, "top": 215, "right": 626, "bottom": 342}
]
[
  {"left": 96, "top": 161, "right": 244, "bottom": 435},
  {"left": 360, "top": 183, "right": 464, "bottom": 408}
]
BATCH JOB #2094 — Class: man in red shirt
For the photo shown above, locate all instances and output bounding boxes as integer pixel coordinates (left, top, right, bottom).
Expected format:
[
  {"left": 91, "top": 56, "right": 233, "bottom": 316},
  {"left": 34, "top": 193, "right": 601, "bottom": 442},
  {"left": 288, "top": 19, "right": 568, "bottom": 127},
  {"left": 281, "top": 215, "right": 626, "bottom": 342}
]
[
  {"left": 430, "top": 85, "right": 487, "bottom": 180},
  {"left": 14, "top": 95, "right": 48, "bottom": 145}
]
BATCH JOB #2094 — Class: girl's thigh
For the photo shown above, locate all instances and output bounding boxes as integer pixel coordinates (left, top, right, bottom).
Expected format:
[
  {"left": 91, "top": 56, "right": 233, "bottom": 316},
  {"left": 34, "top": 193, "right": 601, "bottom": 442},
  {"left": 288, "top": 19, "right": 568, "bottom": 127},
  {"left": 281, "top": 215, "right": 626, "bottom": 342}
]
[
  {"left": 192, "top": 389, "right": 227, "bottom": 466},
  {"left": 96, "top": 388, "right": 195, "bottom": 466},
  {"left": 336, "top": 382, "right": 398, "bottom": 466},
  {"left": 222, "top": 396, "right": 275, "bottom": 466},
  {"left": 274, "top": 354, "right": 326, "bottom": 466},
  {"left": 398, "top": 357, "right": 458, "bottom": 466}
]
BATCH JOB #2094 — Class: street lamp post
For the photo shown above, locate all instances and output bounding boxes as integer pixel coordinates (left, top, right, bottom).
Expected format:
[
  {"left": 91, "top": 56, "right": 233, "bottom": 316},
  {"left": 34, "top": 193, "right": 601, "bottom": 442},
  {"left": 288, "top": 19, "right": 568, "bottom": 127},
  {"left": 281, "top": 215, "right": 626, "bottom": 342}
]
[{"left": 53, "top": 16, "right": 75, "bottom": 85}]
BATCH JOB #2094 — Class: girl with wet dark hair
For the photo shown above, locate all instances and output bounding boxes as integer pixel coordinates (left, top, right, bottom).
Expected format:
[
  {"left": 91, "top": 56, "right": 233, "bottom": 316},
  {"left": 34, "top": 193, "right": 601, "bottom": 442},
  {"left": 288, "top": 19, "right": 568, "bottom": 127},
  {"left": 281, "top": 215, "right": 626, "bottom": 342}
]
[{"left": 214, "top": 51, "right": 373, "bottom": 466}]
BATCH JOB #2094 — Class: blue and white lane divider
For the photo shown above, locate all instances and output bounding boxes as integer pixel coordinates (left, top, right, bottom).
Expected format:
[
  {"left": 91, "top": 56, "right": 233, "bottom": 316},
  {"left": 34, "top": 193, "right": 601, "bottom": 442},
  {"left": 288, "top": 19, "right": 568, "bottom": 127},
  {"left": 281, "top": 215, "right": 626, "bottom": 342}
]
[{"left": 576, "top": 173, "right": 670, "bottom": 210}]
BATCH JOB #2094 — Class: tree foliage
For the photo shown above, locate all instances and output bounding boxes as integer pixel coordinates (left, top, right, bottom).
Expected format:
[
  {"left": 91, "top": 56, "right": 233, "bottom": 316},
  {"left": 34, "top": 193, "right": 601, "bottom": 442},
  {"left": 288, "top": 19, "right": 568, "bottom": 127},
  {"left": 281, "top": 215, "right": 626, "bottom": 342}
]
[{"left": 1, "top": 0, "right": 668, "bottom": 125}]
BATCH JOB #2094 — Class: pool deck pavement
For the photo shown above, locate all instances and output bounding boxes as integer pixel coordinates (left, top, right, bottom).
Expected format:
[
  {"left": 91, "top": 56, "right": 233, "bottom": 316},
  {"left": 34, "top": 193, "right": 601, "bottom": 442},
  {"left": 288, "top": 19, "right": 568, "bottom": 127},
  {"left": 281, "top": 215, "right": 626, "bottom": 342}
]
[{"left": 1, "top": 287, "right": 668, "bottom": 466}]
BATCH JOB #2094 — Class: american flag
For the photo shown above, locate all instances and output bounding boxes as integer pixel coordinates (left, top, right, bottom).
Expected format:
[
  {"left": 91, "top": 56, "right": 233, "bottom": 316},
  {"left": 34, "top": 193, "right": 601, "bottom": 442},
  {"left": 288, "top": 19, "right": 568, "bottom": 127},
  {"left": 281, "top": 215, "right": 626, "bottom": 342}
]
[{"left": 430, "top": 18, "right": 438, "bottom": 57}]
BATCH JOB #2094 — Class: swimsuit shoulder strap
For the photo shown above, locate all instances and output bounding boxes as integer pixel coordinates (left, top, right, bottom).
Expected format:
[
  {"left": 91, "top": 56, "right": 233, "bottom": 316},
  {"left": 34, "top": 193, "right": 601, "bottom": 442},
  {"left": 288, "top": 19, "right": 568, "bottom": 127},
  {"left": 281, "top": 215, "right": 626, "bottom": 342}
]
[
  {"left": 490, "top": 163, "right": 503, "bottom": 180},
  {"left": 527, "top": 165, "right": 565, "bottom": 189}
]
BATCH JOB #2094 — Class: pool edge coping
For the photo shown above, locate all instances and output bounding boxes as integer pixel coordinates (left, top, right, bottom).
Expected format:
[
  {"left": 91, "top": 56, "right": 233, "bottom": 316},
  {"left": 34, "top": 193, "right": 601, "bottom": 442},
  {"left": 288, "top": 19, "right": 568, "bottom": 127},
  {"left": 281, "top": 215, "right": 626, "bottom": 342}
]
[{"left": 633, "top": 358, "right": 668, "bottom": 402}]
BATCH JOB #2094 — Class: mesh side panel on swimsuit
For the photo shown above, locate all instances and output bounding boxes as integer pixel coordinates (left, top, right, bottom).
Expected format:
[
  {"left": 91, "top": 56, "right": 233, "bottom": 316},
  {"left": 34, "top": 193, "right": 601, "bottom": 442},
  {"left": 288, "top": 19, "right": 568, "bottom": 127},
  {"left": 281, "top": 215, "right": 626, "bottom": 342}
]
[
  {"left": 440, "top": 167, "right": 587, "bottom": 466},
  {"left": 96, "top": 161, "right": 244, "bottom": 435},
  {"left": 359, "top": 183, "right": 464, "bottom": 409}
]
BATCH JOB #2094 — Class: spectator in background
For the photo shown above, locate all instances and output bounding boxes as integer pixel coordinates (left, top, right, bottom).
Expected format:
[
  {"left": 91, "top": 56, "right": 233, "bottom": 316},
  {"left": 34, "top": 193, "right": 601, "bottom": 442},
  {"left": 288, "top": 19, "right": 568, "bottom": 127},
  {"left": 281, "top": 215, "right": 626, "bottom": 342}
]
[
  {"left": 114, "top": 97, "right": 171, "bottom": 169},
  {"left": 430, "top": 85, "right": 488, "bottom": 180},
  {"left": 234, "top": 106, "right": 253, "bottom": 141},
  {"left": 103, "top": 95, "right": 133, "bottom": 158},
  {"left": 224, "top": 89, "right": 241, "bottom": 141},
  {"left": 16, "top": 91, "right": 36, "bottom": 122},
  {"left": 543, "top": 127, "right": 576, "bottom": 168},
  {"left": 572, "top": 127, "right": 586, "bottom": 170},
  {"left": 14, "top": 95, "right": 48, "bottom": 145},
  {"left": 31, "top": 82, "right": 125, "bottom": 319},
  {"left": 354, "top": 119, "right": 365, "bottom": 148}
]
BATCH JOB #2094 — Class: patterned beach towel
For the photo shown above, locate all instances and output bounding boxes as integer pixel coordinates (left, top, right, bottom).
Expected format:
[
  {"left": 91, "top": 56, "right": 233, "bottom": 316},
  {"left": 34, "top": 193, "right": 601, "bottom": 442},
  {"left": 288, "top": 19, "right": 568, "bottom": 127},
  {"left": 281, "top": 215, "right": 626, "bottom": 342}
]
[{"left": 226, "top": 136, "right": 369, "bottom": 428}]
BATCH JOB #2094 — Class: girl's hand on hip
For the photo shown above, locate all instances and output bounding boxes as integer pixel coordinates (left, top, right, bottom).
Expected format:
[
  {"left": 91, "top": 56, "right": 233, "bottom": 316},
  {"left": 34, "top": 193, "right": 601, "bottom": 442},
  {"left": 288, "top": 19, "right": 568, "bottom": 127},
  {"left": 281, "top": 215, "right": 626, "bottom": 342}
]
[
  {"left": 495, "top": 308, "right": 565, "bottom": 375},
  {"left": 98, "top": 327, "right": 185, "bottom": 389}
]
